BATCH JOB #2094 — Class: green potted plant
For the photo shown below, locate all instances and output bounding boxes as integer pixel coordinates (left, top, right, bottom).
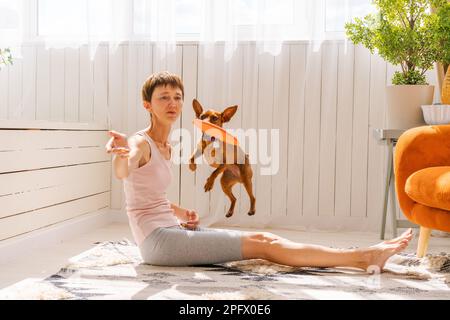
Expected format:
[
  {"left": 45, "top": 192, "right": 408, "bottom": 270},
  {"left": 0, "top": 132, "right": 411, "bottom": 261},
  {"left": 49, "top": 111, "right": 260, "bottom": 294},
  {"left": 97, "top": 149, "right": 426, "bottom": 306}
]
[
  {"left": 436, "top": 2, "right": 450, "bottom": 104},
  {"left": 422, "top": 3, "right": 450, "bottom": 125},
  {"left": 345, "top": 0, "right": 449, "bottom": 129},
  {"left": 0, "top": 47, "right": 13, "bottom": 70},
  {"left": 421, "top": 2, "right": 450, "bottom": 124}
]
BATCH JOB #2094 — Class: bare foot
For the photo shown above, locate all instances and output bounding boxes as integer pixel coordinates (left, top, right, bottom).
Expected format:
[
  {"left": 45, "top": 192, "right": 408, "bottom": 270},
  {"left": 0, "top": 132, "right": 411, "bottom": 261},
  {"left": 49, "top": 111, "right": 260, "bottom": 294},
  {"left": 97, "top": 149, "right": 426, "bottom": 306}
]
[
  {"left": 384, "top": 228, "right": 414, "bottom": 244},
  {"left": 363, "top": 228, "right": 413, "bottom": 273}
]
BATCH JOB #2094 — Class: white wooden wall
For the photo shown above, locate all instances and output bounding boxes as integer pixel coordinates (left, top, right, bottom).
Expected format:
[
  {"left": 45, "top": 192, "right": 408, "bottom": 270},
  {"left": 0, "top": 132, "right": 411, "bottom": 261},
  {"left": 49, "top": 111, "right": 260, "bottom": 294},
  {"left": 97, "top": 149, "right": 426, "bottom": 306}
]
[
  {"left": 0, "top": 41, "right": 440, "bottom": 233},
  {"left": 0, "top": 120, "right": 111, "bottom": 241}
]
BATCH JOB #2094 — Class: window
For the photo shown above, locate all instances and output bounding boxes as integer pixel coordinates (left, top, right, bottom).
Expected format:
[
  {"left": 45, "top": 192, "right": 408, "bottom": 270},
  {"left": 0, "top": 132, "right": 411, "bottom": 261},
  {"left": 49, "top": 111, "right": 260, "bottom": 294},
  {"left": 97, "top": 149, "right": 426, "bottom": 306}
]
[
  {"left": 0, "top": 0, "right": 22, "bottom": 46},
  {"left": 38, "top": 0, "right": 126, "bottom": 37},
  {"left": 325, "top": 0, "right": 374, "bottom": 33},
  {"left": 34, "top": 0, "right": 374, "bottom": 41},
  {"left": 0, "top": 0, "right": 20, "bottom": 29},
  {"left": 133, "top": 0, "right": 202, "bottom": 35},
  {"left": 174, "top": 0, "right": 202, "bottom": 34},
  {"left": 233, "top": 0, "right": 294, "bottom": 26},
  {"left": 38, "top": 0, "right": 87, "bottom": 36}
]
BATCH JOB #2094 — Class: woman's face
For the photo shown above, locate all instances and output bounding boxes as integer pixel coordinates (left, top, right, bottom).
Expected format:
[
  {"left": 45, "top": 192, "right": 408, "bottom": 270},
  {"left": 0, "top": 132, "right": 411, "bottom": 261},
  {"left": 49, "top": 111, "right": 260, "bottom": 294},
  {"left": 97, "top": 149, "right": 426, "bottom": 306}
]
[{"left": 146, "top": 85, "right": 183, "bottom": 124}]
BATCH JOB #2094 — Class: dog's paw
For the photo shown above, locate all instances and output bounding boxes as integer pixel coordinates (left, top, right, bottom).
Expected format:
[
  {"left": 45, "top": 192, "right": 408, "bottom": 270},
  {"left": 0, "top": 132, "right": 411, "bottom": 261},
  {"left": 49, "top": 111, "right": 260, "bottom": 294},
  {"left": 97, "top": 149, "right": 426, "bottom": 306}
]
[
  {"left": 189, "top": 162, "right": 197, "bottom": 171},
  {"left": 204, "top": 178, "right": 214, "bottom": 192},
  {"left": 226, "top": 210, "right": 234, "bottom": 218},
  {"left": 247, "top": 210, "right": 255, "bottom": 216}
]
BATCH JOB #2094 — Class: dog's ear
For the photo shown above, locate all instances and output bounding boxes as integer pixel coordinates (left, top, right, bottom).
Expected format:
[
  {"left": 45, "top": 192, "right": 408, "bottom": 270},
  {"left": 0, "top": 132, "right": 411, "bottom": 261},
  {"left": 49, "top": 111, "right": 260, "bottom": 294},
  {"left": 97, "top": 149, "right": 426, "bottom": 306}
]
[
  {"left": 193, "top": 99, "right": 203, "bottom": 119},
  {"left": 221, "top": 105, "right": 238, "bottom": 123}
]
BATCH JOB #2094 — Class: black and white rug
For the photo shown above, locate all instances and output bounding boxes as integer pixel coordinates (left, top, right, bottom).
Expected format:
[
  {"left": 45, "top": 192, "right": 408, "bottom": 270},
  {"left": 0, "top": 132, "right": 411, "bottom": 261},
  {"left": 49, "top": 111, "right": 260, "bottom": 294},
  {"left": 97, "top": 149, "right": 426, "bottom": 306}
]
[{"left": 1, "top": 239, "right": 449, "bottom": 300}]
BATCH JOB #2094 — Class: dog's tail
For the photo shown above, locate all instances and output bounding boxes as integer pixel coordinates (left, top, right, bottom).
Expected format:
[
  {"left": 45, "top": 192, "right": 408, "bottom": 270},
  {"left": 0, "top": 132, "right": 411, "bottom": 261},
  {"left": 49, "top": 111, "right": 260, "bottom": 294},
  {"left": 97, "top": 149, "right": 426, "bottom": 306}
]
[{"left": 244, "top": 154, "right": 251, "bottom": 166}]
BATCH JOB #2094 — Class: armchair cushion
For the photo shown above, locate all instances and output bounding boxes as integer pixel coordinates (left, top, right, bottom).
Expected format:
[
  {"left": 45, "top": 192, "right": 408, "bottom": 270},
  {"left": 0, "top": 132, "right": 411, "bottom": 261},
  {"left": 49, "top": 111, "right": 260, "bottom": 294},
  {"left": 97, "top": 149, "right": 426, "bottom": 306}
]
[{"left": 405, "top": 166, "right": 450, "bottom": 211}]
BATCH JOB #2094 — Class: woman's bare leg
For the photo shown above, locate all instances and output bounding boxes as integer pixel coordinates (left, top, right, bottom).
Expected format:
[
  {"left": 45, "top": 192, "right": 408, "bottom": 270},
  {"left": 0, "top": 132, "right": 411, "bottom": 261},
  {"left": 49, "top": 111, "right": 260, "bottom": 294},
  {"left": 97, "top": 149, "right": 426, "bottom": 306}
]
[{"left": 241, "top": 229, "right": 413, "bottom": 272}]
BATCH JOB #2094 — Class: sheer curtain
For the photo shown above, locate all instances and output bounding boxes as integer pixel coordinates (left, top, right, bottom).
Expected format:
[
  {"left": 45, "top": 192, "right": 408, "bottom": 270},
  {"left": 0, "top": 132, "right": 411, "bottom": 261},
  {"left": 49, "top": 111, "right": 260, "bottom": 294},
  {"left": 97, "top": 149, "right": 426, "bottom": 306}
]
[
  {"left": 0, "top": 0, "right": 374, "bottom": 58},
  {"left": 0, "top": 0, "right": 23, "bottom": 58},
  {"left": 37, "top": 0, "right": 177, "bottom": 58}
]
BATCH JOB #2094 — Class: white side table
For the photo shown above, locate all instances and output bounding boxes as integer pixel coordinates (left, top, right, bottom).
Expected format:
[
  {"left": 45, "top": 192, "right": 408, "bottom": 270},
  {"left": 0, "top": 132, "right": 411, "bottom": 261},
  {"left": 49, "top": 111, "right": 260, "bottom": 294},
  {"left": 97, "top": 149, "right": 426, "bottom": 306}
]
[{"left": 373, "top": 128, "right": 418, "bottom": 240}]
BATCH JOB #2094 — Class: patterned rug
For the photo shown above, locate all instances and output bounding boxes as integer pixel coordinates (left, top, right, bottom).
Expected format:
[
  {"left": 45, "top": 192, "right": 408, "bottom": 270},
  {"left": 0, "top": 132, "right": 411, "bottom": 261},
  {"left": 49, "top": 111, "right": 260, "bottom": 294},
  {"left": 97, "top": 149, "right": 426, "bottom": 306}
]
[{"left": 1, "top": 239, "right": 449, "bottom": 300}]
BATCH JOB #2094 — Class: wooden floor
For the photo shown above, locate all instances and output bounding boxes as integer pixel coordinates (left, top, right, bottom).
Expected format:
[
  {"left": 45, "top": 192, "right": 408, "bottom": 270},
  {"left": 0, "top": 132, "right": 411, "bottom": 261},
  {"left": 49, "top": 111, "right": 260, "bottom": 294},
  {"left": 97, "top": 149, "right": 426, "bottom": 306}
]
[{"left": 1, "top": 222, "right": 449, "bottom": 290}]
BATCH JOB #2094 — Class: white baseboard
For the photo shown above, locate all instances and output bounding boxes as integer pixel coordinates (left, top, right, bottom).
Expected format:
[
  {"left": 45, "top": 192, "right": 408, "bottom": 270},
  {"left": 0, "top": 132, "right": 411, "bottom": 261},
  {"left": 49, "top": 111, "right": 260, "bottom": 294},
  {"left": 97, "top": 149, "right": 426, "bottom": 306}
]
[{"left": 0, "top": 208, "right": 112, "bottom": 263}]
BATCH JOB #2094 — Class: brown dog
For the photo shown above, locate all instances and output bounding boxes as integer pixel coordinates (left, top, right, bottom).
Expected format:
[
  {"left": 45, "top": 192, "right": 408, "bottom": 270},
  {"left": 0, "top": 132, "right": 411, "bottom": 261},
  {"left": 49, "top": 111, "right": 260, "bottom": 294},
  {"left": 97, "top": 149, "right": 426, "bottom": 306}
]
[{"left": 189, "top": 99, "right": 256, "bottom": 218}]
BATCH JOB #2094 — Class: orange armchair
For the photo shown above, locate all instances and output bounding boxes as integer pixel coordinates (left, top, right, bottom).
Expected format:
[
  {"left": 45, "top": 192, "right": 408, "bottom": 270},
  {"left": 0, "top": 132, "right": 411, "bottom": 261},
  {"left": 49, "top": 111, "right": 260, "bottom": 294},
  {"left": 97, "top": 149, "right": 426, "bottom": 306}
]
[{"left": 395, "top": 125, "right": 450, "bottom": 257}]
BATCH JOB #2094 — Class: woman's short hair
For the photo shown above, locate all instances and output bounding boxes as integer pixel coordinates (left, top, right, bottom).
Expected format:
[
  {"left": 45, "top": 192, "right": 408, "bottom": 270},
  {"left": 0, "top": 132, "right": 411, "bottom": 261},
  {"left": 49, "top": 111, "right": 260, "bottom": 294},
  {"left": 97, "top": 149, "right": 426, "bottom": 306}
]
[{"left": 141, "top": 71, "right": 184, "bottom": 103}]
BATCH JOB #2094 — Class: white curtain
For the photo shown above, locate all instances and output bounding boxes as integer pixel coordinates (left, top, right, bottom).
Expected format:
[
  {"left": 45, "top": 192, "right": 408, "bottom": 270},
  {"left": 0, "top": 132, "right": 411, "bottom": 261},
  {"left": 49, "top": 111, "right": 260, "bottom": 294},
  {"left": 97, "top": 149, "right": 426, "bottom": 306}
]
[
  {"left": 0, "top": 0, "right": 23, "bottom": 58},
  {"left": 0, "top": 0, "right": 374, "bottom": 59}
]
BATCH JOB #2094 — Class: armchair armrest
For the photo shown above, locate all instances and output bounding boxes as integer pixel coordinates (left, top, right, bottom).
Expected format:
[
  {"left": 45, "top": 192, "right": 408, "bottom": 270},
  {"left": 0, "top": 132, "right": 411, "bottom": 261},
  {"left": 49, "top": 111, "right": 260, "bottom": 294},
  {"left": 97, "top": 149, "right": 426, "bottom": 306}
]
[{"left": 394, "top": 125, "right": 450, "bottom": 219}]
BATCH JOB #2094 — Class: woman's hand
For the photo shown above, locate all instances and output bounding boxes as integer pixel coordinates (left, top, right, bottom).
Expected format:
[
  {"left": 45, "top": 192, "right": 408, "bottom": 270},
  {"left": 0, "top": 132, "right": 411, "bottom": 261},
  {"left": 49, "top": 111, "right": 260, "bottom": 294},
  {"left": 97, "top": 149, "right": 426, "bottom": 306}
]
[
  {"left": 106, "top": 130, "right": 130, "bottom": 158},
  {"left": 181, "top": 210, "right": 200, "bottom": 230}
]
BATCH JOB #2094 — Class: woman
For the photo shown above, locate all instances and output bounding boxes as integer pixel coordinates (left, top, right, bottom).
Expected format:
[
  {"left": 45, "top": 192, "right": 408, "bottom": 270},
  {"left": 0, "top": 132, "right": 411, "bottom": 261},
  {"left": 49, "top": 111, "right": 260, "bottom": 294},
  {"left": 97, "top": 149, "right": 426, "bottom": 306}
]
[{"left": 106, "top": 71, "right": 412, "bottom": 272}]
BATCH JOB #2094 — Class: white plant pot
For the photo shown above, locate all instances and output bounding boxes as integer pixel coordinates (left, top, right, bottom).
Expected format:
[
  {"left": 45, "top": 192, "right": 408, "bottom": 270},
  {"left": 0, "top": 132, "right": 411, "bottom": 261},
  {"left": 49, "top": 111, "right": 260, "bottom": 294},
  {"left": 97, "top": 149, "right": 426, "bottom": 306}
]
[
  {"left": 421, "top": 105, "right": 450, "bottom": 125},
  {"left": 386, "top": 85, "right": 434, "bottom": 129}
]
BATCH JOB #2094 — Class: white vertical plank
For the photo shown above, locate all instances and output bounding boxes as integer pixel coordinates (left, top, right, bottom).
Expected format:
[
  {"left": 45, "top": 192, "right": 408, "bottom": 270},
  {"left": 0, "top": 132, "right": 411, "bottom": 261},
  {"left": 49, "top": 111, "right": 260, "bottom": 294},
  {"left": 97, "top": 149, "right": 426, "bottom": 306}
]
[
  {"left": 108, "top": 45, "right": 125, "bottom": 210},
  {"left": 225, "top": 45, "right": 244, "bottom": 220},
  {"left": 196, "top": 45, "right": 218, "bottom": 220},
  {"left": 93, "top": 45, "right": 108, "bottom": 126},
  {"left": 136, "top": 43, "right": 153, "bottom": 131},
  {"left": 126, "top": 43, "right": 138, "bottom": 136},
  {"left": 241, "top": 43, "right": 260, "bottom": 226},
  {"left": 207, "top": 45, "right": 227, "bottom": 221},
  {"left": 50, "top": 48, "right": 65, "bottom": 121},
  {"left": 302, "top": 44, "right": 322, "bottom": 217},
  {"left": 8, "top": 46, "right": 23, "bottom": 120},
  {"left": 318, "top": 43, "right": 339, "bottom": 217},
  {"left": 64, "top": 48, "right": 80, "bottom": 122},
  {"left": 153, "top": 44, "right": 168, "bottom": 73},
  {"left": 180, "top": 45, "right": 197, "bottom": 213},
  {"left": 270, "top": 45, "right": 289, "bottom": 221},
  {"left": 79, "top": 45, "right": 94, "bottom": 123},
  {"left": 21, "top": 45, "right": 37, "bottom": 120},
  {"left": 256, "top": 52, "right": 274, "bottom": 221},
  {"left": 166, "top": 45, "right": 183, "bottom": 206},
  {"left": 0, "top": 57, "right": 9, "bottom": 119},
  {"left": 36, "top": 45, "right": 50, "bottom": 121},
  {"left": 215, "top": 45, "right": 229, "bottom": 222},
  {"left": 287, "top": 44, "right": 307, "bottom": 222},
  {"left": 166, "top": 45, "right": 182, "bottom": 75},
  {"left": 350, "top": 45, "right": 371, "bottom": 217},
  {"left": 334, "top": 43, "right": 355, "bottom": 218},
  {"left": 367, "top": 54, "right": 387, "bottom": 227},
  {"left": 123, "top": 45, "right": 130, "bottom": 136}
]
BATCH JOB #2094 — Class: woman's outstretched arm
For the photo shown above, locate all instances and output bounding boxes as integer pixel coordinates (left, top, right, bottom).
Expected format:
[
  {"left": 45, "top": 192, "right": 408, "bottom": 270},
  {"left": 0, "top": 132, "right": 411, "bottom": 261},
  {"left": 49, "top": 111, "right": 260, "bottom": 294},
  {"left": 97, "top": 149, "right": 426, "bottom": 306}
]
[{"left": 106, "top": 131, "right": 144, "bottom": 180}]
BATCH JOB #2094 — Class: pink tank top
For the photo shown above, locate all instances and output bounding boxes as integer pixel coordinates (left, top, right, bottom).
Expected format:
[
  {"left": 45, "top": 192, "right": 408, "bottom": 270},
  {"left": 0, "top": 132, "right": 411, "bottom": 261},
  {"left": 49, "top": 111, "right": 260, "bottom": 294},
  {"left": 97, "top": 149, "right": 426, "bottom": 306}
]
[{"left": 123, "top": 130, "right": 180, "bottom": 246}]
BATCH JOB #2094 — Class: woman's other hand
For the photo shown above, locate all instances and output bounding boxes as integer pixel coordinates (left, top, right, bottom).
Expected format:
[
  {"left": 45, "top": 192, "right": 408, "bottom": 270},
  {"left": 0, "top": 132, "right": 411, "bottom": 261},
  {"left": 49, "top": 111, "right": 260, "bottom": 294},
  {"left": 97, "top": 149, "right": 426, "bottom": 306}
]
[{"left": 181, "top": 210, "right": 200, "bottom": 230}]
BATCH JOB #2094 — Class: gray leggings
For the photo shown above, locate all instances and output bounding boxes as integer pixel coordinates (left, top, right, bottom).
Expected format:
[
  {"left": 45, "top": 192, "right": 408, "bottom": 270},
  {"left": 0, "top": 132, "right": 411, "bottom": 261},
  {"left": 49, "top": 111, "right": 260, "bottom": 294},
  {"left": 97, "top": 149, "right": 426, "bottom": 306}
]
[{"left": 139, "top": 226, "right": 244, "bottom": 266}]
